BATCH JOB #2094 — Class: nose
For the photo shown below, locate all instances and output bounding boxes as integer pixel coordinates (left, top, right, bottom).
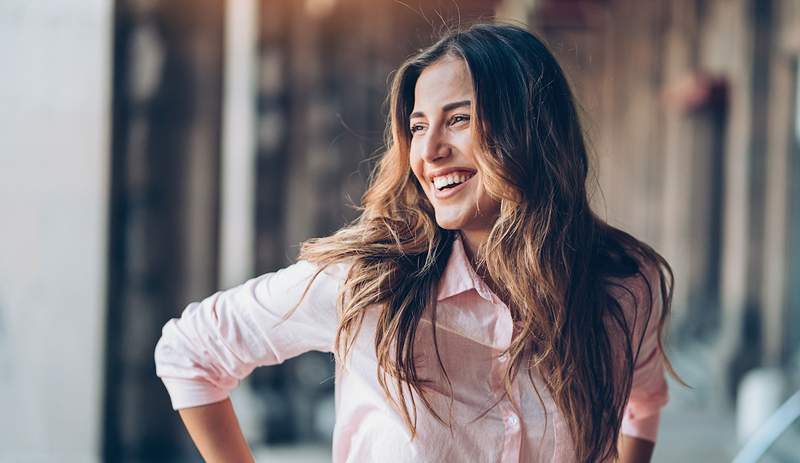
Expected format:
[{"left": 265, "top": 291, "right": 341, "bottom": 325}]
[{"left": 420, "top": 126, "right": 452, "bottom": 164}]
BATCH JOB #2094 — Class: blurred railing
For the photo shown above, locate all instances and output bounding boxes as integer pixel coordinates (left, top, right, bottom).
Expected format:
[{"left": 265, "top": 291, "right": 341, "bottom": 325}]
[{"left": 731, "top": 390, "right": 800, "bottom": 463}]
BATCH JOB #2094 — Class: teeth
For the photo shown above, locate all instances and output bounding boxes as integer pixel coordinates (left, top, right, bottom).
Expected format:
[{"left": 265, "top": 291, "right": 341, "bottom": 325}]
[{"left": 432, "top": 172, "right": 473, "bottom": 190}]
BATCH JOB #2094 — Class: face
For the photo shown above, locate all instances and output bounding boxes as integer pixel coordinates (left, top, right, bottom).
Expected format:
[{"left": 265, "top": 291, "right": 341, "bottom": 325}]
[{"left": 409, "top": 56, "right": 501, "bottom": 239}]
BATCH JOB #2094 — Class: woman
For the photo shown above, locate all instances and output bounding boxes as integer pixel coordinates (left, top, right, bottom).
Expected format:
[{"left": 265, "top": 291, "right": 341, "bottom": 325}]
[{"left": 155, "top": 22, "right": 683, "bottom": 463}]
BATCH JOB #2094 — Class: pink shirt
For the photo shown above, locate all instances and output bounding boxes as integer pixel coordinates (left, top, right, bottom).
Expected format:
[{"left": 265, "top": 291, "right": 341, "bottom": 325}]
[{"left": 154, "top": 233, "right": 668, "bottom": 462}]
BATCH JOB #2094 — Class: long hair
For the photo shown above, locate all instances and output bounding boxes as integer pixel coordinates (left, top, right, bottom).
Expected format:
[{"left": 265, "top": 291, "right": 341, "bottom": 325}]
[{"left": 294, "top": 22, "right": 683, "bottom": 462}]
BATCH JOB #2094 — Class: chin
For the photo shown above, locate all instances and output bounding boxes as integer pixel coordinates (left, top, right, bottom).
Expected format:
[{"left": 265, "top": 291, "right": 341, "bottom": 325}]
[
  {"left": 436, "top": 223, "right": 460, "bottom": 231},
  {"left": 433, "top": 215, "right": 467, "bottom": 231}
]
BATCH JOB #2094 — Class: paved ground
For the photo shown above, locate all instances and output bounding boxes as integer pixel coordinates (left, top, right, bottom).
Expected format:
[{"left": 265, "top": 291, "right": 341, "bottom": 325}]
[
  {"left": 652, "top": 403, "right": 737, "bottom": 463},
  {"left": 253, "top": 445, "right": 330, "bottom": 463}
]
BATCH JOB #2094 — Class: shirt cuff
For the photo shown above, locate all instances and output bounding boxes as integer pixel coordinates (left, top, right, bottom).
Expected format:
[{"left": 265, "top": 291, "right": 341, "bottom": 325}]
[
  {"left": 620, "top": 410, "right": 661, "bottom": 442},
  {"left": 160, "top": 377, "right": 233, "bottom": 410}
]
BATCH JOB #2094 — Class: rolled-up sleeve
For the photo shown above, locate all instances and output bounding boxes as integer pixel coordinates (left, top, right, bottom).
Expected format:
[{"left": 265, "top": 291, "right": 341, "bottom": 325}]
[
  {"left": 154, "top": 259, "right": 347, "bottom": 410},
  {"left": 618, "top": 265, "right": 669, "bottom": 442}
]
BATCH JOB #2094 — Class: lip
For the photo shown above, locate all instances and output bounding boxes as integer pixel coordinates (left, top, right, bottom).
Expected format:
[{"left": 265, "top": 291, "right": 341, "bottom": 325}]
[
  {"left": 432, "top": 173, "right": 473, "bottom": 200},
  {"left": 427, "top": 167, "right": 477, "bottom": 183}
]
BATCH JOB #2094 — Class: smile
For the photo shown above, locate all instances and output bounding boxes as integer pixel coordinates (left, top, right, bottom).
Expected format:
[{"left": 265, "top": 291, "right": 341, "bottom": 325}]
[{"left": 432, "top": 172, "right": 474, "bottom": 200}]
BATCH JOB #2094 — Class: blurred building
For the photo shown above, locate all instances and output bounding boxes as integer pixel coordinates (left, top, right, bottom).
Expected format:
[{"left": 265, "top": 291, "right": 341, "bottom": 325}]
[
  {"left": 504, "top": 0, "right": 800, "bottom": 460},
  {"left": 512, "top": 0, "right": 800, "bottom": 408},
  {"left": 2, "top": 0, "right": 799, "bottom": 462}
]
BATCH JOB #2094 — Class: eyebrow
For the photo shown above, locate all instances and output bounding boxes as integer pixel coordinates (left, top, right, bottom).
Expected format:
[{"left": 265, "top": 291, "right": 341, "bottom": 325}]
[{"left": 409, "top": 99, "right": 471, "bottom": 119}]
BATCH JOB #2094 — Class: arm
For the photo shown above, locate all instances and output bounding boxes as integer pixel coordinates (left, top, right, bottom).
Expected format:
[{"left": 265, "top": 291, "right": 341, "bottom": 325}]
[
  {"left": 613, "top": 263, "right": 669, "bottom": 462},
  {"left": 616, "top": 434, "right": 655, "bottom": 463},
  {"left": 154, "top": 260, "right": 347, "bottom": 459},
  {"left": 178, "top": 398, "right": 255, "bottom": 463}
]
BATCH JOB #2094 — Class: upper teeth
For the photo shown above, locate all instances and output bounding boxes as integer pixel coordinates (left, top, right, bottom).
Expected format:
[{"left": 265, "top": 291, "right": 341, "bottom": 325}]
[{"left": 432, "top": 172, "right": 473, "bottom": 189}]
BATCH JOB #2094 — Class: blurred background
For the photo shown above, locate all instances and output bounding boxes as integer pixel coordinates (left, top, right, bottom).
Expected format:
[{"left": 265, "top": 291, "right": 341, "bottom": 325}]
[{"left": 1, "top": 0, "right": 799, "bottom": 461}]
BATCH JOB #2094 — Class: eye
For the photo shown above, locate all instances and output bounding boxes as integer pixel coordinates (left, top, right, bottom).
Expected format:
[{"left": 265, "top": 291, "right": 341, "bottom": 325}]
[
  {"left": 450, "top": 114, "right": 470, "bottom": 126},
  {"left": 409, "top": 123, "right": 425, "bottom": 134}
]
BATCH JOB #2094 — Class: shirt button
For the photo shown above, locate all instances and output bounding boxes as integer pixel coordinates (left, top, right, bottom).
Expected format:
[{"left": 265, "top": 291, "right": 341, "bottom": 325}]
[{"left": 507, "top": 414, "right": 519, "bottom": 427}]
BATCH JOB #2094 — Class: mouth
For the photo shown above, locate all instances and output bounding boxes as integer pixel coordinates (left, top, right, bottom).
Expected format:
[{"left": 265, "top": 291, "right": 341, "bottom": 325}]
[{"left": 431, "top": 171, "right": 476, "bottom": 200}]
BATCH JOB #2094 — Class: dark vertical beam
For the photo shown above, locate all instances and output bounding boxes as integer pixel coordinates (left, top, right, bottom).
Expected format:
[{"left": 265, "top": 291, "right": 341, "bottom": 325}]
[
  {"left": 731, "top": 0, "right": 772, "bottom": 378},
  {"left": 712, "top": 0, "right": 769, "bottom": 405},
  {"left": 251, "top": 0, "right": 297, "bottom": 443},
  {"left": 104, "top": 0, "right": 224, "bottom": 461},
  {"left": 255, "top": 0, "right": 293, "bottom": 274},
  {"left": 761, "top": 9, "right": 796, "bottom": 368},
  {"left": 787, "top": 57, "right": 800, "bottom": 362}
]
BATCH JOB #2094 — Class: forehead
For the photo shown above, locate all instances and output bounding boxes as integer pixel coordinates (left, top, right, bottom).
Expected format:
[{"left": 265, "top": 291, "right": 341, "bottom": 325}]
[{"left": 412, "top": 56, "right": 472, "bottom": 112}]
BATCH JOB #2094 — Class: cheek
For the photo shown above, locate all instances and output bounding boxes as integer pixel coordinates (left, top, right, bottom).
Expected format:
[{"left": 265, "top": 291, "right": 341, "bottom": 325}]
[
  {"left": 471, "top": 174, "right": 497, "bottom": 204},
  {"left": 409, "top": 151, "right": 426, "bottom": 187},
  {"left": 478, "top": 187, "right": 501, "bottom": 218}
]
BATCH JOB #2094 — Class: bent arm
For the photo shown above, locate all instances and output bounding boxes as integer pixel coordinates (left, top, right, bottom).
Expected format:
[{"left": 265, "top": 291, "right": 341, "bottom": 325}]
[
  {"left": 614, "top": 265, "right": 669, "bottom": 462},
  {"left": 616, "top": 433, "right": 655, "bottom": 463},
  {"left": 178, "top": 398, "right": 255, "bottom": 463},
  {"left": 155, "top": 261, "right": 347, "bottom": 460}
]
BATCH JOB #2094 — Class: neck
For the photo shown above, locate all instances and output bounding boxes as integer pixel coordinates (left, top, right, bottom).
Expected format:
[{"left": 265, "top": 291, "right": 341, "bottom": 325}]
[
  {"left": 458, "top": 229, "right": 510, "bottom": 306},
  {"left": 458, "top": 229, "right": 487, "bottom": 270}
]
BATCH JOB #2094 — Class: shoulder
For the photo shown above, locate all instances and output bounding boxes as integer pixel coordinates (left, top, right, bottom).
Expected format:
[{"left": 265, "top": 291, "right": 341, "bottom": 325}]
[
  {"left": 273, "top": 258, "right": 353, "bottom": 282},
  {"left": 606, "top": 256, "right": 662, "bottom": 310},
  {"left": 287, "top": 258, "right": 355, "bottom": 301},
  {"left": 248, "top": 258, "right": 354, "bottom": 307},
  {"left": 318, "top": 259, "right": 354, "bottom": 281},
  {"left": 603, "top": 254, "right": 666, "bottom": 348}
]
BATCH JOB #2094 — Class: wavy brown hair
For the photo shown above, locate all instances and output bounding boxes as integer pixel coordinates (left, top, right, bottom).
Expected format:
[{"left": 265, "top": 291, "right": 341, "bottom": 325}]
[{"left": 293, "top": 22, "right": 684, "bottom": 462}]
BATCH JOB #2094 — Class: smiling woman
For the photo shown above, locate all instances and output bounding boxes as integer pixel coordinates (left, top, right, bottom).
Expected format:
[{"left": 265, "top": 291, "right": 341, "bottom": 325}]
[
  {"left": 408, "top": 57, "right": 500, "bottom": 255},
  {"left": 155, "top": 22, "right": 684, "bottom": 463}
]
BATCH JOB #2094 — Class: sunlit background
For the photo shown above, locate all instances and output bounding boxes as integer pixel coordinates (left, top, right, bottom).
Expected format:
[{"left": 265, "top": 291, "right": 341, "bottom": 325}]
[{"left": 1, "top": 0, "right": 799, "bottom": 462}]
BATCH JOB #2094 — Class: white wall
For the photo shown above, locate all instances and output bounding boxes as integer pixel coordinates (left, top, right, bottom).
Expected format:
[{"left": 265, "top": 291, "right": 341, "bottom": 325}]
[
  {"left": 220, "top": 0, "right": 257, "bottom": 290},
  {"left": 0, "top": 1, "right": 112, "bottom": 461}
]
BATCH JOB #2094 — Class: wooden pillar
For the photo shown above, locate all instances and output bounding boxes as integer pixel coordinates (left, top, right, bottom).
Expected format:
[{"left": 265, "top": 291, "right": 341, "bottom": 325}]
[
  {"left": 784, "top": 2, "right": 800, "bottom": 366},
  {"left": 763, "top": 0, "right": 800, "bottom": 368},
  {"left": 659, "top": 0, "right": 730, "bottom": 343},
  {"left": 660, "top": 0, "right": 703, "bottom": 329},
  {"left": 710, "top": 0, "right": 768, "bottom": 404},
  {"left": 251, "top": 0, "right": 299, "bottom": 442},
  {"left": 104, "top": 0, "right": 224, "bottom": 460}
]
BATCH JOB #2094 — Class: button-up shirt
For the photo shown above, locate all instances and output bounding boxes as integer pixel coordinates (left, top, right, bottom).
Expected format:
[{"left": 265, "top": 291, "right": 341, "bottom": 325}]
[{"left": 154, "top": 233, "right": 668, "bottom": 462}]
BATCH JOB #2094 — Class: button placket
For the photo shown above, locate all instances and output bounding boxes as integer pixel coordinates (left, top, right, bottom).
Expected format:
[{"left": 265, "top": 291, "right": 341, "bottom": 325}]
[
  {"left": 507, "top": 414, "right": 519, "bottom": 427},
  {"left": 499, "top": 365, "right": 524, "bottom": 462},
  {"left": 490, "top": 298, "right": 522, "bottom": 462}
]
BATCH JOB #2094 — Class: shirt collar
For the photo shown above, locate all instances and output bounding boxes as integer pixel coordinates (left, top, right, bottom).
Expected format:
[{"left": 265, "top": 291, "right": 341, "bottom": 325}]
[{"left": 436, "top": 232, "right": 497, "bottom": 303}]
